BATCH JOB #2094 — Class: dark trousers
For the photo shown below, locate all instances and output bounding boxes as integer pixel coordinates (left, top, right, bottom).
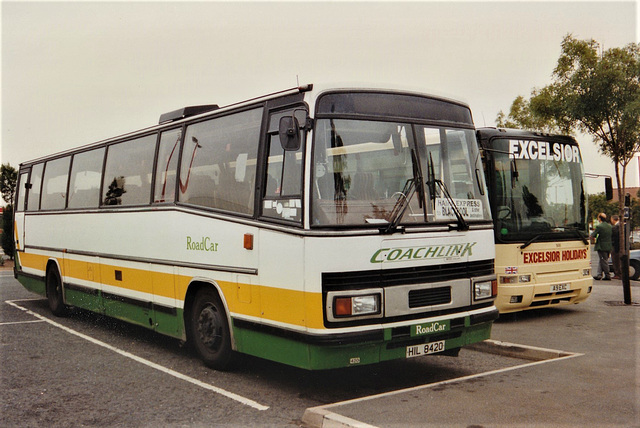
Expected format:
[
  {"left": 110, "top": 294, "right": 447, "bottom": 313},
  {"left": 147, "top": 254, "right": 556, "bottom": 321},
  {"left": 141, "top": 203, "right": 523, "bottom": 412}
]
[
  {"left": 611, "top": 250, "right": 621, "bottom": 277},
  {"left": 597, "top": 250, "right": 611, "bottom": 279}
]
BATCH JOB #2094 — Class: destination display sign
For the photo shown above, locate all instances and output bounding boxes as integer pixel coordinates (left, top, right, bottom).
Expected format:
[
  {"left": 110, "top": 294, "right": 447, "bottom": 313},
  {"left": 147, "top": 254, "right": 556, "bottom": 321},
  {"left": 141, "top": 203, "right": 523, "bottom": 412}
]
[{"left": 509, "top": 139, "right": 580, "bottom": 163}]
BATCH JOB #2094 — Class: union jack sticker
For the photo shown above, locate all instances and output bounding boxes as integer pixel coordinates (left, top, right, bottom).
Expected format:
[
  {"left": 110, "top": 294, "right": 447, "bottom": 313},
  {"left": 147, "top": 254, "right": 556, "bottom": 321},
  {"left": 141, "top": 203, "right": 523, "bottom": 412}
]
[{"left": 505, "top": 266, "right": 518, "bottom": 274}]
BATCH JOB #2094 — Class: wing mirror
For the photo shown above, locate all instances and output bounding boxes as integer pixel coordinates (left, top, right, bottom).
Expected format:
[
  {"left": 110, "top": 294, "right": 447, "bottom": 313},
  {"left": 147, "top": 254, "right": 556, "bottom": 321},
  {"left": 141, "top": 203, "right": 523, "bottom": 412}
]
[{"left": 279, "top": 115, "right": 301, "bottom": 151}]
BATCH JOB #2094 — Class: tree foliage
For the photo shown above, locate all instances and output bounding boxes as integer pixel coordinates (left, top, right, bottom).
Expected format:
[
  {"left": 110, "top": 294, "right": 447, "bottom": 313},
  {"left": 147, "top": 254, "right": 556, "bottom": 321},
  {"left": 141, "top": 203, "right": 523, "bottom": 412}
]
[
  {"left": 1, "top": 206, "right": 14, "bottom": 259},
  {"left": 496, "top": 93, "right": 571, "bottom": 134},
  {"left": 0, "top": 164, "right": 17, "bottom": 260},
  {"left": 0, "top": 164, "right": 17, "bottom": 206}
]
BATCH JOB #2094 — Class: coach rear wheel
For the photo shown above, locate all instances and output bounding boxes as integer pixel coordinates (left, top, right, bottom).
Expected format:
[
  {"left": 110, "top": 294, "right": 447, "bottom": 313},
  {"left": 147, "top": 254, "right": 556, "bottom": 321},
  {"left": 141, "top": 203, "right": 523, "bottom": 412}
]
[
  {"left": 189, "top": 288, "right": 234, "bottom": 370},
  {"left": 46, "top": 266, "right": 67, "bottom": 317}
]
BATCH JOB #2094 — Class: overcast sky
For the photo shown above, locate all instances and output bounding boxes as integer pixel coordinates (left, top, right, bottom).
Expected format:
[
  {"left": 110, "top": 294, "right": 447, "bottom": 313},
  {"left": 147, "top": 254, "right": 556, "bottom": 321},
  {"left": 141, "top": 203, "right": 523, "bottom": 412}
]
[{"left": 2, "top": 1, "right": 639, "bottom": 191}]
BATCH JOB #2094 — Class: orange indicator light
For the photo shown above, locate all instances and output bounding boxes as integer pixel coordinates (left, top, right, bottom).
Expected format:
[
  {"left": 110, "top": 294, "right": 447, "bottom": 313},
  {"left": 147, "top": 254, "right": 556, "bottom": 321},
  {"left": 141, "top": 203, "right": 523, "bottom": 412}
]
[
  {"left": 334, "top": 297, "right": 352, "bottom": 316},
  {"left": 244, "top": 233, "right": 254, "bottom": 250}
]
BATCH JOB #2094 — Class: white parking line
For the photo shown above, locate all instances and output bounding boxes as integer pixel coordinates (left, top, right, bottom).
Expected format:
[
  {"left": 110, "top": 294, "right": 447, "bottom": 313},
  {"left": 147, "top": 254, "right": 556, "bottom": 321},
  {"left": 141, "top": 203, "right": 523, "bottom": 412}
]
[
  {"left": 303, "top": 343, "right": 583, "bottom": 428},
  {"left": 4, "top": 299, "right": 269, "bottom": 411},
  {"left": 0, "top": 319, "right": 46, "bottom": 326}
]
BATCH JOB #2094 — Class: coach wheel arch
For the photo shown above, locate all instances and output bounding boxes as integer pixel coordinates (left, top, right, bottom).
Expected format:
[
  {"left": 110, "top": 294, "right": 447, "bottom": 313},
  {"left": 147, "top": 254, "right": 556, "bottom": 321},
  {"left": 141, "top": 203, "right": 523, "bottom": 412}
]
[
  {"left": 45, "top": 260, "right": 67, "bottom": 317},
  {"left": 183, "top": 280, "right": 236, "bottom": 370}
]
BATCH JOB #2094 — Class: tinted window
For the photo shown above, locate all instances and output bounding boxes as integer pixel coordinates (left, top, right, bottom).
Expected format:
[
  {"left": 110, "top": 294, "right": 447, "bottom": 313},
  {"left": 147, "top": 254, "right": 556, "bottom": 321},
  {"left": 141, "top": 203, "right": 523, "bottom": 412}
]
[
  {"left": 68, "top": 148, "right": 105, "bottom": 209},
  {"left": 26, "top": 163, "right": 44, "bottom": 211},
  {"left": 102, "top": 135, "right": 156, "bottom": 206},
  {"left": 262, "top": 134, "right": 304, "bottom": 222},
  {"left": 262, "top": 109, "right": 305, "bottom": 222},
  {"left": 154, "top": 129, "right": 182, "bottom": 203},
  {"left": 16, "top": 172, "right": 29, "bottom": 212},
  {"left": 179, "top": 108, "right": 262, "bottom": 214},
  {"left": 41, "top": 157, "right": 71, "bottom": 210},
  {"left": 317, "top": 92, "right": 473, "bottom": 125}
]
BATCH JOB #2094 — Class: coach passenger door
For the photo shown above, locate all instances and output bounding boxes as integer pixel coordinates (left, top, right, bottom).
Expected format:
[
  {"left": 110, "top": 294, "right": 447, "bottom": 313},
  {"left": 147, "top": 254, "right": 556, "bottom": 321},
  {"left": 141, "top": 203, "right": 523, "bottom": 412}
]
[
  {"left": 150, "top": 129, "right": 182, "bottom": 336},
  {"left": 13, "top": 169, "right": 30, "bottom": 267},
  {"left": 257, "top": 108, "right": 307, "bottom": 326}
]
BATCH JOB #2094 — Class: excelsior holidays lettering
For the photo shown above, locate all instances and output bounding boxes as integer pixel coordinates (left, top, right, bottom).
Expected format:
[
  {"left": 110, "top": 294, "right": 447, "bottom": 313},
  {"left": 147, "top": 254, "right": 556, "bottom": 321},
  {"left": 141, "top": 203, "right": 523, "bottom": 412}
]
[
  {"left": 186, "top": 236, "right": 219, "bottom": 252},
  {"left": 522, "top": 248, "right": 588, "bottom": 264}
]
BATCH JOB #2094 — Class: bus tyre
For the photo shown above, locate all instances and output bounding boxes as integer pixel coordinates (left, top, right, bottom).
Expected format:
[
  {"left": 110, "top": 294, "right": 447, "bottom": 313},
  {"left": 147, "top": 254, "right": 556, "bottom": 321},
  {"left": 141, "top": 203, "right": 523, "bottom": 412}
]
[
  {"left": 189, "top": 288, "right": 234, "bottom": 370},
  {"left": 46, "top": 266, "right": 67, "bottom": 317},
  {"left": 630, "top": 259, "right": 640, "bottom": 281}
]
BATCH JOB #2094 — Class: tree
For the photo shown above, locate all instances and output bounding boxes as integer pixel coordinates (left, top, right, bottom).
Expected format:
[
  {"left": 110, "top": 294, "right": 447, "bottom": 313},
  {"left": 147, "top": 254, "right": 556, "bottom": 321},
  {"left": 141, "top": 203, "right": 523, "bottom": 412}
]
[
  {"left": 495, "top": 92, "right": 573, "bottom": 134},
  {"left": 588, "top": 193, "right": 619, "bottom": 222},
  {"left": 0, "top": 164, "right": 17, "bottom": 260},
  {"left": 1, "top": 206, "right": 14, "bottom": 260},
  {"left": 1, "top": 163, "right": 17, "bottom": 205}
]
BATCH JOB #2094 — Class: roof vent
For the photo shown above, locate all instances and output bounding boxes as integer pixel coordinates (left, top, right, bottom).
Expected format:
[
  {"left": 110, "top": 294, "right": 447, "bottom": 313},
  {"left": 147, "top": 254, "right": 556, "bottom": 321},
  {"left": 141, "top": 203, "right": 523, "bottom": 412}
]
[{"left": 159, "top": 104, "right": 219, "bottom": 124}]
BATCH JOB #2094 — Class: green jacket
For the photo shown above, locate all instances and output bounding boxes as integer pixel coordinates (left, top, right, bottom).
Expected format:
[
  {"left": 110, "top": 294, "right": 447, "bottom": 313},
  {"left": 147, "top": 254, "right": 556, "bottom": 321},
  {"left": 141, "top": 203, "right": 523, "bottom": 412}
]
[{"left": 592, "top": 221, "right": 613, "bottom": 252}]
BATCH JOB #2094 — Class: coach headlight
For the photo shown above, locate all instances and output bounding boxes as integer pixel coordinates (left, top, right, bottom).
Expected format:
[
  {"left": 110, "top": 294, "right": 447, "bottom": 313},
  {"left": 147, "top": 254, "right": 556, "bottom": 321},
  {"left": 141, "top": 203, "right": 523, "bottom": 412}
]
[
  {"left": 474, "top": 278, "right": 497, "bottom": 301},
  {"left": 335, "top": 295, "right": 380, "bottom": 317},
  {"left": 327, "top": 289, "right": 383, "bottom": 321}
]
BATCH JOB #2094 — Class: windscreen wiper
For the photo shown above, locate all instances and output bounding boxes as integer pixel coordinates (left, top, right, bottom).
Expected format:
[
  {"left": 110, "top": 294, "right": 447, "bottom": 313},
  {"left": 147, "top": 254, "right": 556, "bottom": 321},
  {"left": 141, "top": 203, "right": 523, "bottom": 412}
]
[
  {"left": 425, "top": 153, "right": 469, "bottom": 231},
  {"left": 521, "top": 227, "right": 588, "bottom": 250},
  {"left": 563, "top": 226, "right": 589, "bottom": 245},
  {"left": 382, "top": 178, "right": 416, "bottom": 234},
  {"left": 411, "top": 149, "right": 427, "bottom": 221},
  {"left": 432, "top": 178, "right": 469, "bottom": 231},
  {"left": 382, "top": 149, "right": 424, "bottom": 234},
  {"left": 520, "top": 233, "right": 547, "bottom": 250}
]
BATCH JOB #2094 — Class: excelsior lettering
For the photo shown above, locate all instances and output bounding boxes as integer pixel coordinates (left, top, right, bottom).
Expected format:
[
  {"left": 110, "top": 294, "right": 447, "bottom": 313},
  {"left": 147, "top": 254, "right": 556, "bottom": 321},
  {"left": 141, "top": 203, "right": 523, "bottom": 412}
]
[{"left": 509, "top": 140, "right": 580, "bottom": 163}]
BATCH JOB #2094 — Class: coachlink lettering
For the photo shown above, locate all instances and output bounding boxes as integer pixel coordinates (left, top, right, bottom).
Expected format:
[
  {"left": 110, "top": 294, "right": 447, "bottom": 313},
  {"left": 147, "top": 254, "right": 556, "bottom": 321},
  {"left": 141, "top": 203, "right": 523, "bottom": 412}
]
[
  {"left": 523, "top": 249, "right": 588, "bottom": 264},
  {"left": 509, "top": 139, "right": 580, "bottom": 163},
  {"left": 370, "top": 242, "right": 476, "bottom": 264}
]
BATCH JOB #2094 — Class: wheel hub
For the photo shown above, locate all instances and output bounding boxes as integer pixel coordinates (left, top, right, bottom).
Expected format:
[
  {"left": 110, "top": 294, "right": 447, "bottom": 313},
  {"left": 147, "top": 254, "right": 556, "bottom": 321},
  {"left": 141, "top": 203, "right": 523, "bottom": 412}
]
[{"left": 197, "top": 306, "right": 221, "bottom": 350}]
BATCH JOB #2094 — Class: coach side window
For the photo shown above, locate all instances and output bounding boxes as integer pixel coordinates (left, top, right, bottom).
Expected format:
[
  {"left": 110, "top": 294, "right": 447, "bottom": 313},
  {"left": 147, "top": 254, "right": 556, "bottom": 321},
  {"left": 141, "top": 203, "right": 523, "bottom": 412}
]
[
  {"left": 262, "top": 109, "right": 305, "bottom": 223},
  {"left": 41, "top": 156, "right": 71, "bottom": 210},
  {"left": 179, "top": 108, "right": 262, "bottom": 214},
  {"left": 154, "top": 128, "right": 181, "bottom": 203},
  {"left": 68, "top": 148, "right": 105, "bottom": 209},
  {"left": 102, "top": 135, "right": 156, "bottom": 206},
  {"left": 15, "top": 172, "right": 29, "bottom": 212},
  {"left": 26, "top": 163, "right": 44, "bottom": 211}
]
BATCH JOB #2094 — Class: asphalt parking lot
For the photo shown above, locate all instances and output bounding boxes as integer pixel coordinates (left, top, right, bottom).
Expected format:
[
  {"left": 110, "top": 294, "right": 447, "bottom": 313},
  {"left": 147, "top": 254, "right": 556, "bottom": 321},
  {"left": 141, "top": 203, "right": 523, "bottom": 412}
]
[{"left": 304, "top": 277, "right": 640, "bottom": 427}]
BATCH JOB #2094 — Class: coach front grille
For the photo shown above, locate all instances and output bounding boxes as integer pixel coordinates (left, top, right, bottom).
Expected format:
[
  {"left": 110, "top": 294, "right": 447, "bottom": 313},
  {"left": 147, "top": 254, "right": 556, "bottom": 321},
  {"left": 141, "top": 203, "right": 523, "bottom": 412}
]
[{"left": 322, "top": 259, "right": 494, "bottom": 291}]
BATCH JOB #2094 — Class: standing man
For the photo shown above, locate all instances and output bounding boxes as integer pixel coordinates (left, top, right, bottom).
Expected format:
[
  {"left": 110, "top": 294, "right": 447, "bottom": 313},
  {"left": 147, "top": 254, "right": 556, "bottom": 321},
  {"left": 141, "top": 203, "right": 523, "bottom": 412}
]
[
  {"left": 611, "top": 215, "right": 621, "bottom": 279},
  {"left": 591, "top": 212, "right": 613, "bottom": 280}
]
